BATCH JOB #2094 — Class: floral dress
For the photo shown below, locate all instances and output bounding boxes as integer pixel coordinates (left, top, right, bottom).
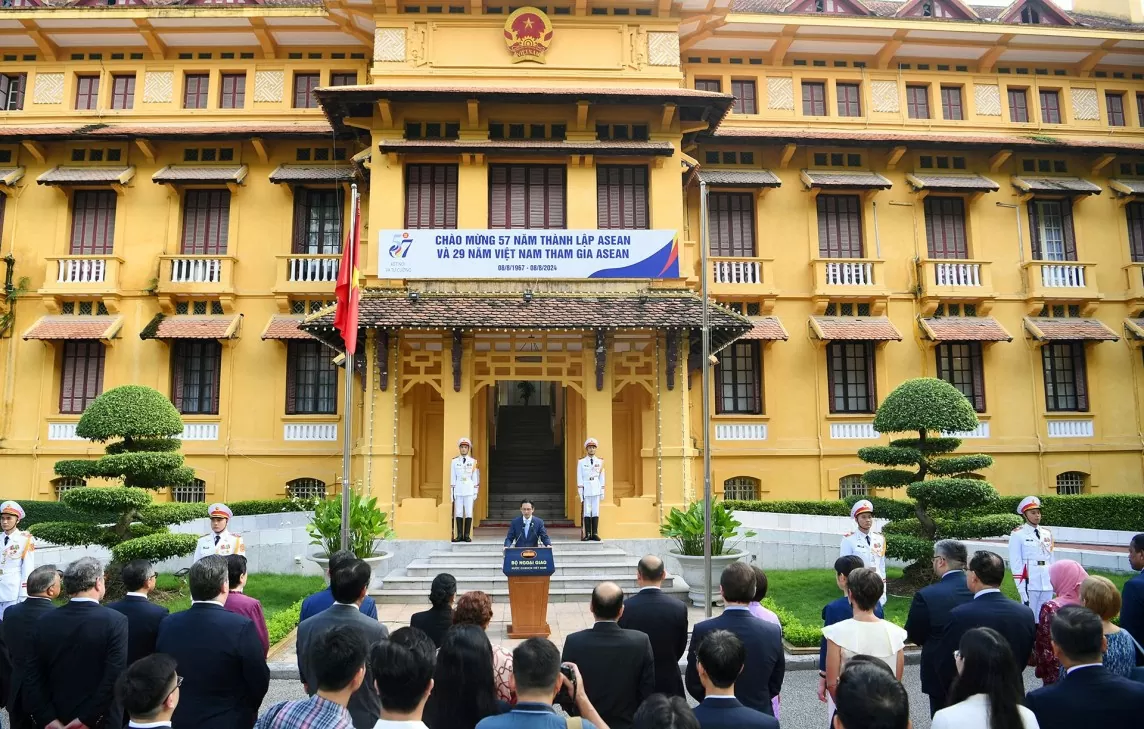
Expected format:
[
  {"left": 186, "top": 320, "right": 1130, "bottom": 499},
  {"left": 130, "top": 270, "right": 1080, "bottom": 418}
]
[
  {"left": 492, "top": 643, "right": 516, "bottom": 704},
  {"left": 1034, "top": 600, "right": 1063, "bottom": 685},
  {"left": 1103, "top": 629, "right": 1138, "bottom": 678}
]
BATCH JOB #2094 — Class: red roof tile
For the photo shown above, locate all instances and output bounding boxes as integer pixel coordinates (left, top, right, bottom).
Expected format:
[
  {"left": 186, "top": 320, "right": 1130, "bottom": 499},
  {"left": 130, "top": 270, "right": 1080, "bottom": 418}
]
[
  {"left": 37, "top": 166, "right": 134, "bottom": 186},
  {"left": 810, "top": 316, "right": 902, "bottom": 341},
  {"left": 152, "top": 166, "right": 247, "bottom": 184},
  {"left": 712, "top": 127, "right": 1144, "bottom": 154},
  {"left": 81, "top": 123, "right": 334, "bottom": 139},
  {"left": 268, "top": 165, "right": 357, "bottom": 184},
  {"left": 906, "top": 173, "right": 999, "bottom": 192},
  {"left": 261, "top": 316, "right": 312, "bottom": 341},
  {"left": 1023, "top": 317, "right": 1119, "bottom": 342},
  {"left": 140, "top": 314, "right": 242, "bottom": 340},
  {"left": 741, "top": 317, "right": 789, "bottom": 341},
  {"left": 801, "top": 170, "right": 892, "bottom": 189},
  {"left": 23, "top": 316, "right": 123, "bottom": 341},
  {"left": 919, "top": 317, "right": 1012, "bottom": 342},
  {"left": 378, "top": 139, "right": 675, "bottom": 156}
]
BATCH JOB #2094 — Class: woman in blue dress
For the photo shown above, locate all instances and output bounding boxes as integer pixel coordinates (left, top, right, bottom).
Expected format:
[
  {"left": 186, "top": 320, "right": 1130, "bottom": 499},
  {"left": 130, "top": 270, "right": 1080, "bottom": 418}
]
[{"left": 1082, "top": 575, "right": 1139, "bottom": 677}]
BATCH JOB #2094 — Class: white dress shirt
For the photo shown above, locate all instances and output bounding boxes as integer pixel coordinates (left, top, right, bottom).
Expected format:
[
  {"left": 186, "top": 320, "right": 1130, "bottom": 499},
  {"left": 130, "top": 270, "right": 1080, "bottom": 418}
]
[
  {"left": 932, "top": 693, "right": 1040, "bottom": 729},
  {"left": 973, "top": 588, "right": 1002, "bottom": 598},
  {"left": 373, "top": 720, "right": 429, "bottom": 728}
]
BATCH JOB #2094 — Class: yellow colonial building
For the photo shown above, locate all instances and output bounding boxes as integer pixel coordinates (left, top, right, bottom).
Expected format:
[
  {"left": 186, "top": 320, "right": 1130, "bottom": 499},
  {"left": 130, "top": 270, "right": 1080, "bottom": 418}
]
[{"left": 2, "top": 0, "right": 1144, "bottom": 538}]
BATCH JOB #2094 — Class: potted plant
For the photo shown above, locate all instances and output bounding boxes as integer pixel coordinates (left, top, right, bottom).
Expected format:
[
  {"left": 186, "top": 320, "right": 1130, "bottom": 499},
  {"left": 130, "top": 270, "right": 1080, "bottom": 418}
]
[
  {"left": 660, "top": 501, "right": 754, "bottom": 607},
  {"left": 306, "top": 492, "right": 395, "bottom": 591}
]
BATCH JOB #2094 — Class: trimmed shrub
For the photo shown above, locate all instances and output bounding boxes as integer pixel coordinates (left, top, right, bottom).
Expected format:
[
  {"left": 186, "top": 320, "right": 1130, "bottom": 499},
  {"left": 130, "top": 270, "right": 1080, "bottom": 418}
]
[
  {"left": 75, "top": 385, "right": 184, "bottom": 441},
  {"left": 111, "top": 532, "right": 199, "bottom": 564},
  {"left": 725, "top": 496, "right": 916, "bottom": 522},
  {"left": 267, "top": 599, "right": 304, "bottom": 645}
]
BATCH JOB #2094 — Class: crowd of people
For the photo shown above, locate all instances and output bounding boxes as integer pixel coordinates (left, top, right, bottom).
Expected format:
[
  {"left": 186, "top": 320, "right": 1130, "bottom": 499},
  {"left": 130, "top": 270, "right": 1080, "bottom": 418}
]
[{"left": 2, "top": 530, "right": 1144, "bottom": 729}]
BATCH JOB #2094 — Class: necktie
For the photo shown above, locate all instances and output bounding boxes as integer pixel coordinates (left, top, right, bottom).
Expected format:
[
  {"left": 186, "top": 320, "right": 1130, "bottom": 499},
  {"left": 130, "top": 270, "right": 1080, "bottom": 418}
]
[
  {"left": 866, "top": 535, "right": 871, "bottom": 546},
  {"left": 3, "top": 535, "right": 7, "bottom": 547},
  {"left": 214, "top": 535, "right": 220, "bottom": 546},
  {"left": 1034, "top": 528, "right": 1041, "bottom": 540},
  {"left": 524, "top": 520, "right": 530, "bottom": 537}
]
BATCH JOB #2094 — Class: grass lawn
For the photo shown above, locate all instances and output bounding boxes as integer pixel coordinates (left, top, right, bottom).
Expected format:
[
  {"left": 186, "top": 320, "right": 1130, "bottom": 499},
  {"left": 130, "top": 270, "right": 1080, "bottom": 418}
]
[{"left": 152, "top": 573, "right": 325, "bottom": 615}]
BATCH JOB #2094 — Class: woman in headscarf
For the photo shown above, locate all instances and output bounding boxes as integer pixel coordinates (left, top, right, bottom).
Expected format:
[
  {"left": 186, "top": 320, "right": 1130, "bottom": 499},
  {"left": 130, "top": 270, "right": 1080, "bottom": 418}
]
[{"left": 1032, "top": 559, "right": 1089, "bottom": 685}]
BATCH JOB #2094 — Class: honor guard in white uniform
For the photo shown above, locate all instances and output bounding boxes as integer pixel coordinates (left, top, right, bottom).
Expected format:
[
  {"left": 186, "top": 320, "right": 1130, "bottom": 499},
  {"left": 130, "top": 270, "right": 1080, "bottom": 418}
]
[
  {"left": 840, "top": 499, "right": 887, "bottom": 606},
  {"left": 451, "top": 437, "right": 480, "bottom": 543},
  {"left": 194, "top": 503, "right": 245, "bottom": 562},
  {"left": 1009, "top": 495, "right": 1054, "bottom": 621},
  {"left": 577, "top": 438, "right": 606, "bottom": 542},
  {"left": 0, "top": 501, "right": 34, "bottom": 619}
]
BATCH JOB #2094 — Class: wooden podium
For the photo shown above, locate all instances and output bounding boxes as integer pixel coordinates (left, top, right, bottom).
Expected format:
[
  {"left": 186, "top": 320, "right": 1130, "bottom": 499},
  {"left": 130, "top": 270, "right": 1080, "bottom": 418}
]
[{"left": 503, "top": 547, "right": 556, "bottom": 639}]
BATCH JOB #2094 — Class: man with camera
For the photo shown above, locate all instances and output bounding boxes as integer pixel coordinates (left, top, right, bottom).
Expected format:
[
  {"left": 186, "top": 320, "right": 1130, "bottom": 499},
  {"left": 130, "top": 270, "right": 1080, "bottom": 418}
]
[{"left": 476, "top": 637, "right": 609, "bottom": 729}]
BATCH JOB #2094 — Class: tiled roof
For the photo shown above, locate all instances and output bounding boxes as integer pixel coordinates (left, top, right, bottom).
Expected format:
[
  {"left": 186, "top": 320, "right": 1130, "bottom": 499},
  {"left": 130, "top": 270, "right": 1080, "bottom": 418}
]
[
  {"left": 378, "top": 139, "right": 675, "bottom": 157},
  {"left": 319, "top": 85, "right": 733, "bottom": 102},
  {"left": 711, "top": 127, "right": 1144, "bottom": 154},
  {"left": 1023, "top": 317, "right": 1119, "bottom": 342},
  {"left": 801, "top": 170, "right": 892, "bottom": 190},
  {"left": 741, "top": 317, "right": 789, "bottom": 341},
  {"left": 300, "top": 291, "right": 752, "bottom": 352},
  {"left": 37, "top": 166, "right": 134, "bottom": 186},
  {"left": 694, "top": 169, "right": 782, "bottom": 188},
  {"left": 1110, "top": 179, "right": 1144, "bottom": 197},
  {"left": 0, "top": 126, "right": 79, "bottom": 140},
  {"left": 261, "top": 316, "right": 311, "bottom": 341},
  {"left": 809, "top": 317, "right": 902, "bottom": 341},
  {"left": 268, "top": 165, "right": 357, "bottom": 184},
  {"left": 919, "top": 317, "right": 1012, "bottom": 342},
  {"left": 152, "top": 166, "right": 248, "bottom": 185},
  {"left": 1125, "top": 319, "right": 1144, "bottom": 340},
  {"left": 23, "top": 316, "right": 122, "bottom": 341},
  {"left": 1011, "top": 176, "right": 1102, "bottom": 196},
  {"left": 0, "top": 123, "right": 335, "bottom": 141},
  {"left": 140, "top": 314, "right": 243, "bottom": 340},
  {"left": 906, "top": 174, "right": 1000, "bottom": 193},
  {"left": 0, "top": 167, "right": 24, "bottom": 186}
]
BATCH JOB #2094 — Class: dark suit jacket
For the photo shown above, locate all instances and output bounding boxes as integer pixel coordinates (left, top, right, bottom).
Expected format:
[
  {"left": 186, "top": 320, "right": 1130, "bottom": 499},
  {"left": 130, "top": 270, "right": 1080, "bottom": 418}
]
[
  {"left": 687, "top": 608, "right": 785, "bottom": 717},
  {"left": 409, "top": 604, "right": 454, "bottom": 648},
  {"left": 561, "top": 621, "right": 654, "bottom": 729},
  {"left": 107, "top": 595, "right": 170, "bottom": 666},
  {"left": 617, "top": 587, "right": 688, "bottom": 697},
  {"left": 1, "top": 597, "right": 54, "bottom": 725},
  {"left": 936, "top": 591, "right": 1035, "bottom": 691},
  {"left": 904, "top": 570, "right": 973, "bottom": 700},
  {"left": 25, "top": 600, "right": 128, "bottom": 729},
  {"left": 155, "top": 602, "right": 270, "bottom": 729},
  {"left": 299, "top": 588, "right": 378, "bottom": 623},
  {"left": 503, "top": 516, "right": 551, "bottom": 547},
  {"left": 691, "top": 697, "right": 780, "bottom": 729},
  {"left": 819, "top": 594, "right": 884, "bottom": 670},
  {"left": 297, "top": 603, "right": 389, "bottom": 729},
  {"left": 1025, "top": 664, "right": 1144, "bottom": 729},
  {"left": 1120, "top": 570, "right": 1144, "bottom": 666}
]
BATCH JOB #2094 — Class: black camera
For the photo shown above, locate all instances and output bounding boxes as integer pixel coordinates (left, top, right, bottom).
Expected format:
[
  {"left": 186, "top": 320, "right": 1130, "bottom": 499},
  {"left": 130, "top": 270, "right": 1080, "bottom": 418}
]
[{"left": 553, "top": 662, "right": 580, "bottom": 716}]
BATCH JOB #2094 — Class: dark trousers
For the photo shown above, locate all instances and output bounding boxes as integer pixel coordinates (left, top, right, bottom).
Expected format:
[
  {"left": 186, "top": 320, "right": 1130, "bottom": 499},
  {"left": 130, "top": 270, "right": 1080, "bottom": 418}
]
[{"left": 928, "top": 692, "right": 944, "bottom": 717}]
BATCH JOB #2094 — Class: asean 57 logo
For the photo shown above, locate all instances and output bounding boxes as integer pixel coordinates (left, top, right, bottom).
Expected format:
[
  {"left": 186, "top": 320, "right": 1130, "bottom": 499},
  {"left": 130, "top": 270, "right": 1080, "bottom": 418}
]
[{"left": 503, "top": 7, "right": 554, "bottom": 64}]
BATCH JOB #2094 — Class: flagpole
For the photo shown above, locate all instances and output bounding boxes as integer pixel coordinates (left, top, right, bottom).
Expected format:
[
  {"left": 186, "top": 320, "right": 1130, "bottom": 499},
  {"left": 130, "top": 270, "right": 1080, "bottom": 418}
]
[{"left": 340, "top": 183, "right": 359, "bottom": 552}]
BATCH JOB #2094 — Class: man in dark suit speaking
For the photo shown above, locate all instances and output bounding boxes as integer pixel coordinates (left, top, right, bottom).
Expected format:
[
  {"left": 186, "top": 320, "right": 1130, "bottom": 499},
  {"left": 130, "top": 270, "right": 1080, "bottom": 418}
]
[{"left": 503, "top": 498, "right": 552, "bottom": 548}]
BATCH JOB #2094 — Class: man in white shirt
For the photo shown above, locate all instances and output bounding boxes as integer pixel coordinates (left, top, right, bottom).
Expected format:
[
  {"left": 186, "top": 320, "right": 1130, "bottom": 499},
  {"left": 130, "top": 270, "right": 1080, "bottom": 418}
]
[
  {"left": 839, "top": 500, "right": 886, "bottom": 606},
  {"left": 194, "top": 503, "right": 246, "bottom": 562},
  {"left": 1008, "top": 495, "right": 1055, "bottom": 621},
  {"left": 450, "top": 437, "right": 480, "bottom": 543},
  {"left": 0, "top": 500, "right": 35, "bottom": 618},
  {"left": 577, "top": 438, "right": 606, "bottom": 542},
  {"left": 115, "top": 653, "right": 180, "bottom": 729},
  {"left": 372, "top": 626, "right": 437, "bottom": 728}
]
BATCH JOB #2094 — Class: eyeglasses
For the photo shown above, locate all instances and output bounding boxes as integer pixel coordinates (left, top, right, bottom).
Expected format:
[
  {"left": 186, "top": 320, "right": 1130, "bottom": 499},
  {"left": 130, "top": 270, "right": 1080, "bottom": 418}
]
[
  {"left": 166, "top": 675, "right": 184, "bottom": 701},
  {"left": 953, "top": 650, "right": 962, "bottom": 661}
]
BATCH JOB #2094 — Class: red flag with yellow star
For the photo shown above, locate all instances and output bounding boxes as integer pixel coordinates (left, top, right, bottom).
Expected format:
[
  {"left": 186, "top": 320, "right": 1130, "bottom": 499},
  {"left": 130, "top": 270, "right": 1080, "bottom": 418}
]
[{"left": 333, "top": 189, "right": 362, "bottom": 355}]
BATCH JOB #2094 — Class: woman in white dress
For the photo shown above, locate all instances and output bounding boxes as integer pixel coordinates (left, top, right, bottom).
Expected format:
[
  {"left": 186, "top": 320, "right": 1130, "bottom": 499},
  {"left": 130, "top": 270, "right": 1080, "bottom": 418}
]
[
  {"left": 931, "top": 626, "right": 1039, "bottom": 729},
  {"left": 823, "top": 567, "right": 908, "bottom": 713}
]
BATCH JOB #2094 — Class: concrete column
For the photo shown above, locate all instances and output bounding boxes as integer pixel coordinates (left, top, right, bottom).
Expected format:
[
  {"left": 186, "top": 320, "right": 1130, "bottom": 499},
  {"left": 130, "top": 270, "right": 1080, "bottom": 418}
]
[
  {"left": 458, "top": 161, "right": 488, "bottom": 228},
  {"left": 566, "top": 162, "right": 596, "bottom": 228},
  {"left": 440, "top": 332, "right": 474, "bottom": 512}
]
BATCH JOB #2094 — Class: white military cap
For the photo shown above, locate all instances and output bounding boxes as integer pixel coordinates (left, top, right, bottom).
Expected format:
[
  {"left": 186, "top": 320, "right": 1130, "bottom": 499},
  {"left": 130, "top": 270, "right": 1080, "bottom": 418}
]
[
  {"left": 1017, "top": 496, "right": 1042, "bottom": 515},
  {"left": 208, "top": 503, "right": 233, "bottom": 520},
  {"left": 584, "top": 437, "right": 599, "bottom": 449},
  {"left": 458, "top": 437, "right": 472, "bottom": 448},
  {"left": 0, "top": 501, "right": 24, "bottom": 519},
  {"left": 850, "top": 499, "right": 875, "bottom": 519}
]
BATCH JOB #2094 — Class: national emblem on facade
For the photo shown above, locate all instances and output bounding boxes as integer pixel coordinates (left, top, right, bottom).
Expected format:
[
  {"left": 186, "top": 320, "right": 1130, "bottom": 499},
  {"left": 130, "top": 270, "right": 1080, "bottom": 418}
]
[{"left": 503, "top": 7, "right": 554, "bottom": 63}]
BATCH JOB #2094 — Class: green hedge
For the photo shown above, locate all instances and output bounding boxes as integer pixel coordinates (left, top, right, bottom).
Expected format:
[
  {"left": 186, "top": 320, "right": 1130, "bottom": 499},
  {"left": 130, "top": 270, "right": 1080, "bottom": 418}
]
[
  {"left": 725, "top": 496, "right": 916, "bottom": 522},
  {"left": 11, "top": 498, "right": 301, "bottom": 530},
  {"left": 267, "top": 599, "right": 304, "bottom": 645}
]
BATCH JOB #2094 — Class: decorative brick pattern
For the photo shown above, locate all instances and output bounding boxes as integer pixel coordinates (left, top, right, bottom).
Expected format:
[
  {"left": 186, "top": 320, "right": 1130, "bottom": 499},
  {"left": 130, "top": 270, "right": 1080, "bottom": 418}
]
[
  {"left": 32, "top": 73, "right": 64, "bottom": 104},
  {"left": 254, "top": 70, "right": 285, "bottom": 103},
  {"left": 143, "top": 71, "right": 173, "bottom": 103},
  {"left": 871, "top": 80, "right": 900, "bottom": 113},
  {"left": 1071, "top": 88, "right": 1099, "bottom": 121},
  {"left": 767, "top": 77, "right": 794, "bottom": 110},
  {"left": 974, "top": 84, "right": 1001, "bottom": 116},
  {"left": 374, "top": 28, "right": 407, "bottom": 62},
  {"left": 647, "top": 32, "right": 680, "bottom": 67}
]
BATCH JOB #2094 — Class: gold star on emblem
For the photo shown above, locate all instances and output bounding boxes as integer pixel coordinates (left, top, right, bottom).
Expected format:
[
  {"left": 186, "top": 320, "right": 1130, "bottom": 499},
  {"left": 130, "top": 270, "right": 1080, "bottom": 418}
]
[{"left": 523, "top": 17, "right": 535, "bottom": 29}]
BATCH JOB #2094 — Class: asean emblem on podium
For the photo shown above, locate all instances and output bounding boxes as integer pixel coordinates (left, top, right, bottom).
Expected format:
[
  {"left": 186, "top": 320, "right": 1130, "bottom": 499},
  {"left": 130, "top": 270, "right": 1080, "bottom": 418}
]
[
  {"left": 503, "top": 7, "right": 554, "bottom": 64},
  {"left": 503, "top": 546, "right": 556, "bottom": 638}
]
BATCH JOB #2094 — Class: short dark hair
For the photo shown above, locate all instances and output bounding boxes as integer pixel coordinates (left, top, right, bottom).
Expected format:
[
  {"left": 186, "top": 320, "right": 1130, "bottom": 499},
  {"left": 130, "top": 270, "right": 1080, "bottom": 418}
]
[
  {"left": 512, "top": 637, "right": 562, "bottom": 693},
  {"left": 226, "top": 554, "right": 247, "bottom": 590},
  {"left": 520, "top": 498, "right": 533, "bottom": 508},
  {"left": 188, "top": 555, "right": 228, "bottom": 602},
  {"left": 969, "top": 550, "right": 1006, "bottom": 588},
  {"left": 429, "top": 573, "right": 457, "bottom": 608},
  {"left": 751, "top": 565, "right": 769, "bottom": 602},
  {"left": 637, "top": 555, "right": 665, "bottom": 582},
  {"left": 372, "top": 627, "right": 437, "bottom": 713},
  {"left": 632, "top": 694, "right": 699, "bottom": 729},
  {"left": 120, "top": 559, "right": 155, "bottom": 592},
  {"left": 328, "top": 549, "right": 357, "bottom": 574},
  {"left": 1131, "top": 533, "right": 1144, "bottom": 553},
  {"left": 311, "top": 625, "right": 368, "bottom": 692},
  {"left": 697, "top": 630, "right": 745, "bottom": 689},
  {"left": 847, "top": 568, "right": 885, "bottom": 612},
  {"left": 331, "top": 559, "right": 371, "bottom": 604},
  {"left": 834, "top": 660, "right": 909, "bottom": 729},
  {"left": 116, "top": 654, "right": 178, "bottom": 720},
  {"left": 719, "top": 562, "right": 756, "bottom": 603},
  {"left": 1051, "top": 605, "right": 1105, "bottom": 663},
  {"left": 834, "top": 555, "right": 866, "bottom": 577},
  {"left": 590, "top": 582, "right": 624, "bottom": 620}
]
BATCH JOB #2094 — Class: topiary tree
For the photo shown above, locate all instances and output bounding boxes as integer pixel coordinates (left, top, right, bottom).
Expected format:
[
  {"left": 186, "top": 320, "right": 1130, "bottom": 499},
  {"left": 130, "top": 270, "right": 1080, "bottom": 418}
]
[
  {"left": 857, "top": 378, "right": 1022, "bottom": 582},
  {"left": 31, "top": 386, "right": 200, "bottom": 593}
]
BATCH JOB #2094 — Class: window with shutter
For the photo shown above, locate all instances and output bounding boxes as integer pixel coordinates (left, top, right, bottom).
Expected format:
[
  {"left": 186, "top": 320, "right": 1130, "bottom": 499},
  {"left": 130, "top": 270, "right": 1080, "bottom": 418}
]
[
  {"left": 923, "top": 197, "right": 968, "bottom": 259},
  {"left": 75, "top": 75, "right": 99, "bottom": 110},
  {"left": 1028, "top": 199, "right": 1075, "bottom": 261},
  {"left": 1127, "top": 203, "right": 1144, "bottom": 263},
  {"left": 803, "top": 82, "right": 826, "bottom": 116},
  {"left": 708, "top": 192, "right": 756, "bottom": 257},
  {"left": 596, "top": 166, "right": 649, "bottom": 230},
  {"left": 292, "top": 188, "right": 343, "bottom": 254},
  {"left": 59, "top": 341, "right": 105, "bottom": 414},
  {"left": 1107, "top": 93, "right": 1126, "bottom": 126},
  {"left": 906, "top": 85, "right": 930, "bottom": 119},
  {"left": 827, "top": 341, "right": 876, "bottom": 413},
  {"left": 489, "top": 164, "right": 566, "bottom": 229},
  {"left": 0, "top": 73, "right": 26, "bottom": 111},
  {"left": 695, "top": 79, "right": 722, "bottom": 93},
  {"left": 405, "top": 164, "right": 458, "bottom": 229},
  {"left": 110, "top": 75, "right": 135, "bottom": 110},
  {"left": 1042, "top": 341, "right": 1088, "bottom": 412},
  {"left": 837, "top": 83, "right": 862, "bottom": 117},
  {"left": 1040, "top": 90, "right": 1062, "bottom": 124},
  {"left": 817, "top": 195, "right": 863, "bottom": 258},
  {"left": 1138, "top": 93, "right": 1144, "bottom": 127},
  {"left": 940, "top": 86, "right": 964, "bottom": 120},
  {"left": 172, "top": 340, "right": 222, "bottom": 415},
  {"left": 329, "top": 72, "right": 357, "bottom": 87},
  {"left": 220, "top": 73, "right": 246, "bottom": 109},
  {"left": 1008, "top": 88, "right": 1030, "bottom": 122},
  {"left": 286, "top": 341, "right": 337, "bottom": 415},
  {"left": 731, "top": 80, "right": 757, "bottom": 115},
  {"left": 70, "top": 190, "right": 117, "bottom": 256},
  {"left": 936, "top": 342, "right": 986, "bottom": 412},
  {"left": 181, "top": 190, "right": 231, "bottom": 255},
  {"left": 293, "top": 73, "right": 320, "bottom": 109},
  {"left": 715, "top": 341, "right": 763, "bottom": 414},
  {"left": 183, "top": 74, "right": 209, "bottom": 109}
]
